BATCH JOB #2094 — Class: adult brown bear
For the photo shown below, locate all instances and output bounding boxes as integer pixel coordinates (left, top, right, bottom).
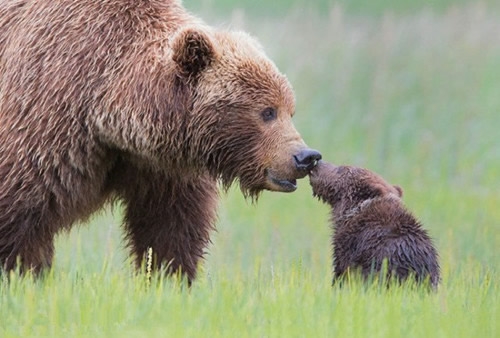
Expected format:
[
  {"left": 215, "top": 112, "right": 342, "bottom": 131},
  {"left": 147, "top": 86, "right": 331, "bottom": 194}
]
[{"left": 0, "top": 0, "right": 320, "bottom": 282}]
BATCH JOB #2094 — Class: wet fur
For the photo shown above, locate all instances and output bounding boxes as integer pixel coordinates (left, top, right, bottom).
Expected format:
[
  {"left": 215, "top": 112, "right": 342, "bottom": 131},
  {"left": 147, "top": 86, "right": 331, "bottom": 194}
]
[{"left": 310, "top": 163, "right": 440, "bottom": 289}]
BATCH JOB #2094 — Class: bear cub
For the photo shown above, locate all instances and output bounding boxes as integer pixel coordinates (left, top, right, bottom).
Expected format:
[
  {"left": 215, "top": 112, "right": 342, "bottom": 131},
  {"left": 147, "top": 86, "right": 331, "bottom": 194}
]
[{"left": 309, "top": 161, "right": 440, "bottom": 289}]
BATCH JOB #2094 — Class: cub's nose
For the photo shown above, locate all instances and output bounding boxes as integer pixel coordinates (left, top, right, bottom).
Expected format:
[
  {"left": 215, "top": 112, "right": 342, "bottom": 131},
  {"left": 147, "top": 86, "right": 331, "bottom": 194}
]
[{"left": 294, "top": 149, "right": 322, "bottom": 172}]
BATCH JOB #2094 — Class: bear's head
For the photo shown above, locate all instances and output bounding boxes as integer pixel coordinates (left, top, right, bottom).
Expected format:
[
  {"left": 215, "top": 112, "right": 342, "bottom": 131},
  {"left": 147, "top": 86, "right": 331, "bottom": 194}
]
[
  {"left": 309, "top": 161, "right": 403, "bottom": 216},
  {"left": 170, "top": 27, "right": 321, "bottom": 197}
]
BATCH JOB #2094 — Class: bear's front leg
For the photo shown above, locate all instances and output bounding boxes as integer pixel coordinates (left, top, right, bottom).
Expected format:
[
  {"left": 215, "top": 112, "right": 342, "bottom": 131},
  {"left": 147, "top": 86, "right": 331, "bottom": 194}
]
[{"left": 118, "top": 168, "right": 218, "bottom": 284}]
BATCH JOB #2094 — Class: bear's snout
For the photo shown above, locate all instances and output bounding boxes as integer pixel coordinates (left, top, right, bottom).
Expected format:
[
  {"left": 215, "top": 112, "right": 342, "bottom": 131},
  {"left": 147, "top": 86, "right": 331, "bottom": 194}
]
[{"left": 294, "top": 149, "right": 322, "bottom": 172}]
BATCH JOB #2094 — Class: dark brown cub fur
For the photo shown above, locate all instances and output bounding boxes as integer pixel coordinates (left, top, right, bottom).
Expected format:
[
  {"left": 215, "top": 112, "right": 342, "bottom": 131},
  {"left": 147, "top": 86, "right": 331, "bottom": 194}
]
[{"left": 309, "top": 162, "right": 440, "bottom": 289}]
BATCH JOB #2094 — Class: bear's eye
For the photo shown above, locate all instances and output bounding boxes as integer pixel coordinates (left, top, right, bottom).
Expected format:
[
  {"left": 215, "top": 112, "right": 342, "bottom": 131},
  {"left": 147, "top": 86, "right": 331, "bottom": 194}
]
[{"left": 261, "top": 107, "right": 277, "bottom": 122}]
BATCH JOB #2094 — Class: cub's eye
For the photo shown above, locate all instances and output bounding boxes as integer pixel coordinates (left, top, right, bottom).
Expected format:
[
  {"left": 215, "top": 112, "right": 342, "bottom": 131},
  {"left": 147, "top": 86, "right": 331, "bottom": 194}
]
[{"left": 261, "top": 107, "right": 277, "bottom": 122}]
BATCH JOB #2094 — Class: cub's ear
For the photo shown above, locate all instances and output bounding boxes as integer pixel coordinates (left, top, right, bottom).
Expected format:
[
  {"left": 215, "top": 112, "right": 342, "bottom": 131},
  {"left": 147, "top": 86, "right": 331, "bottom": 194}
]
[
  {"left": 172, "top": 27, "right": 215, "bottom": 77},
  {"left": 393, "top": 185, "right": 403, "bottom": 197}
]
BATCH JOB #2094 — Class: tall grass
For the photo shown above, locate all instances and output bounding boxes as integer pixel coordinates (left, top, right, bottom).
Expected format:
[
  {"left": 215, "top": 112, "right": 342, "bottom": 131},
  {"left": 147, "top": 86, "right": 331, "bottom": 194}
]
[
  {"left": 1, "top": 263, "right": 497, "bottom": 337},
  {"left": 1, "top": 2, "right": 499, "bottom": 337}
]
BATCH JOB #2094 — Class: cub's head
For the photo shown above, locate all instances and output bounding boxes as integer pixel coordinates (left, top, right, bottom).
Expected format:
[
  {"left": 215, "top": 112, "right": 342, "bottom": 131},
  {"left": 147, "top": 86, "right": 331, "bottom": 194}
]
[
  {"left": 171, "top": 27, "right": 320, "bottom": 198},
  {"left": 309, "top": 162, "right": 403, "bottom": 215}
]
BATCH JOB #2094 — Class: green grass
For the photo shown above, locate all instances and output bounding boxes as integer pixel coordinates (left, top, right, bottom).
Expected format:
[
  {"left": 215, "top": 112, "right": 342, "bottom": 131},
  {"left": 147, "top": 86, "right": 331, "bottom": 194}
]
[
  {"left": 1, "top": 1, "right": 499, "bottom": 337},
  {"left": 1, "top": 265, "right": 497, "bottom": 337}
]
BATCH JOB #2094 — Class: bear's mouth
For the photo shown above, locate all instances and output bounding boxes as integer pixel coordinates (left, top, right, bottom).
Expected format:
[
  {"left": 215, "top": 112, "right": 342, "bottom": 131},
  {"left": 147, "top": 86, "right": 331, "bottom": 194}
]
[
  {"left": 269, "top": 176, "right": 297, "bottom": 192},
  {"left": 265, "top": 164, "right": 313, "bottom": 192},
  {"left": 266, "top": 170, "right": 297, "bottom": 192}
]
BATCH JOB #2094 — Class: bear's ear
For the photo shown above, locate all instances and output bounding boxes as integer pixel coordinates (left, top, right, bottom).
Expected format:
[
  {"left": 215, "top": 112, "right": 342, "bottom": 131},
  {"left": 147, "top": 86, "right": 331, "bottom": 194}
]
[
  {"left": 172, "top": 27, "right": 215, "bottom": 77},
  {"left": 394, "top": 185, "right": 403, "bottom": 197}
]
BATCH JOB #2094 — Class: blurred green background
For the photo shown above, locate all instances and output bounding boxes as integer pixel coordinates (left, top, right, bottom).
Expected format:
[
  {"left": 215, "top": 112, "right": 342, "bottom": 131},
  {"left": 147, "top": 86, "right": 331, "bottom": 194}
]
[
  {"left": 179, "top": 0, "right": 500, "bottom": 276},
  {"left": 187, "top": 0, "right": 500, "bottom": 16}
]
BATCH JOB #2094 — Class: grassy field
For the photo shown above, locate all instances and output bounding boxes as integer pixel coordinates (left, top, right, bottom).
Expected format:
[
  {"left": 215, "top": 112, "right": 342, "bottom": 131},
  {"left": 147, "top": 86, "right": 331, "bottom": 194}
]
[{"left": 1, "top": 1, "right": 499, "bottom": 337}]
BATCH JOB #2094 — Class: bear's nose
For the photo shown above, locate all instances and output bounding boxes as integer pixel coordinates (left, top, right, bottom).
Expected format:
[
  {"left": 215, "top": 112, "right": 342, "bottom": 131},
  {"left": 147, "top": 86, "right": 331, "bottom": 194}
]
[{"left": 294, "top": 149, "right": 322, "bottom": 172}]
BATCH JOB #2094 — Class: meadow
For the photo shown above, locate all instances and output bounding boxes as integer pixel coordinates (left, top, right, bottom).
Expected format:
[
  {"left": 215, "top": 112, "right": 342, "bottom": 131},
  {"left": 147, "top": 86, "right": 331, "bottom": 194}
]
[{"left": 1, "top": 1, "right": 499, "bottom": 337}]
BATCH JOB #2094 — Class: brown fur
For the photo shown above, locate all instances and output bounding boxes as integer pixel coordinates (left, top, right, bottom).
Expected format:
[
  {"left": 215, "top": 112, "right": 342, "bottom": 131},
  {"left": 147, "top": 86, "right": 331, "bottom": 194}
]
[
  {"left": 0, "top": 0, "right": 318, "bottom": 282},
  {"left": 309, "top": 162, "right": 440, "bottom": 289}
]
